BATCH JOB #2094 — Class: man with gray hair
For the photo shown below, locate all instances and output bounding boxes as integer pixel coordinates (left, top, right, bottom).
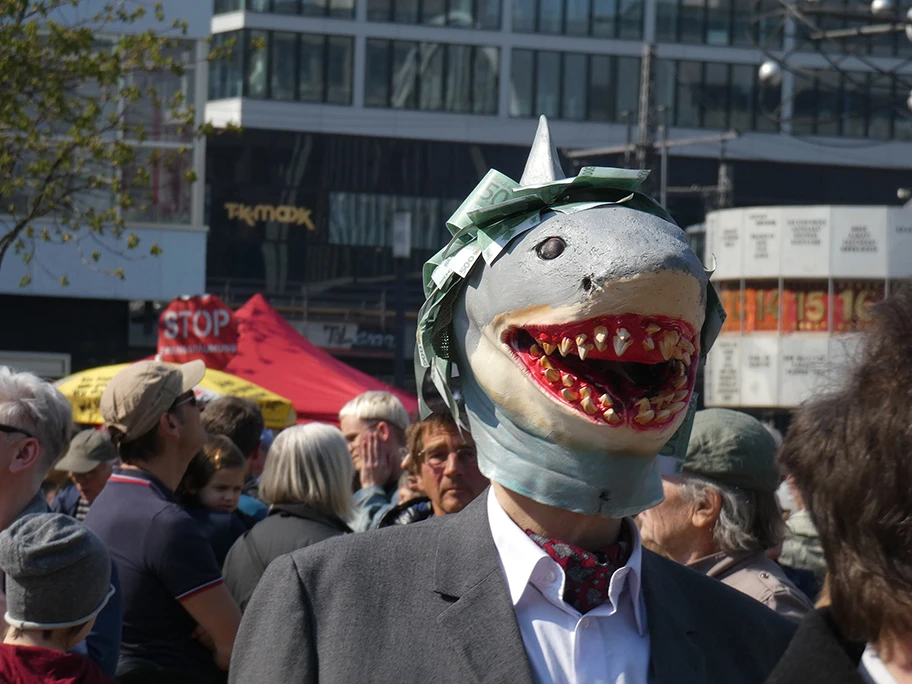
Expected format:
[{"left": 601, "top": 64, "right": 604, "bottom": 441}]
[
  {"left": 0, "top": 366, "right": 122, "bottom": 676},
  {"left": 637, "top": 408, "right": 812, "bottom": 621},
  {"left": 338, "top": 391, "right": 410, "bottom": 531},
  {"left": 52, "top": 429, "right": 119, "bottom": 521}
]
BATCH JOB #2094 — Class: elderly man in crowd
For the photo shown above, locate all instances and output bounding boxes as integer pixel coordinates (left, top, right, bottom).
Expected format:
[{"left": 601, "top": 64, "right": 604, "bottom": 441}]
[
  {"left": 201, "top": 397, "right": 268, "bottom": 522},
  {"left": 379, "top": 412, "right": 487, "bottom": 527},
  {"left": 637, "top": 408, "right": 812, "bottom": 621},
  {"left": 52, "top": 429, "right": 119, "bottom": 521},
  {"left": 338, "top": 391, "right": 410, "bottom": 531},
  {"left": 0, "top": 366, "right": 122, "bottom": 676},
  {"left": 84, "top": 360, "right": 240, "bottom": 684}
]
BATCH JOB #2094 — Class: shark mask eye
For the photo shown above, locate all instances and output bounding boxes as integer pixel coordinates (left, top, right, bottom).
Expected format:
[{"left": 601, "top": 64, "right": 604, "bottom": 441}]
[{"left": 536, "top": 236, "right": 566, "bottom": 260}]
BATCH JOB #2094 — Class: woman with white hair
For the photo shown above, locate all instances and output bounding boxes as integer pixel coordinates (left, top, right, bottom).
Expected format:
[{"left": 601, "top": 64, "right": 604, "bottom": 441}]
[{"left": 223, "top": 423, "right": 354, "bottom": 612}]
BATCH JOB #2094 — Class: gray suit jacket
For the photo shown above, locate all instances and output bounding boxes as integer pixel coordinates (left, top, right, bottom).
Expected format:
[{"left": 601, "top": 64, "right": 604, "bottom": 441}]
[{"left": 229, "top": 494, "right": 795, "bottom": 683}]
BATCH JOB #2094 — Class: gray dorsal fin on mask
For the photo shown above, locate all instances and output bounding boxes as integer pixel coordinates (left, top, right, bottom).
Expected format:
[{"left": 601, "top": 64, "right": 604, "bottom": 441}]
[{"left": 519, "top": 115, "right": 566, "bottom": 187}]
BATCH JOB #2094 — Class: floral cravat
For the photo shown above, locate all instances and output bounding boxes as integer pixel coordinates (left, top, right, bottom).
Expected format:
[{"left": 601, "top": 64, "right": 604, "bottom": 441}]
[{"left": 526, "top": 530, "right": 630, "bottom": 613}]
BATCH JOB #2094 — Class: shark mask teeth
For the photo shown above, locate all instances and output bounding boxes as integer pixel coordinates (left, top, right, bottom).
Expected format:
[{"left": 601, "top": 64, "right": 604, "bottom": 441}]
[{"left": 504, "top": 314, "right": 698, "bottom": 430}]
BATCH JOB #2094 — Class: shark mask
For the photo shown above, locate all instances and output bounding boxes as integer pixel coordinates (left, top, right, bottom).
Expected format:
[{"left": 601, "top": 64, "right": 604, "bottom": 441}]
[{"left": 416, "top": 117, "right": 725, "bottom": 519}]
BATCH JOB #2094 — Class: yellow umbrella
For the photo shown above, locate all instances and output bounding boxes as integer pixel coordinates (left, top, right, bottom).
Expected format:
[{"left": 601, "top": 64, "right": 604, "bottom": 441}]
[{"left": 55, "top": 363, "right": 297, "bottom": 429}]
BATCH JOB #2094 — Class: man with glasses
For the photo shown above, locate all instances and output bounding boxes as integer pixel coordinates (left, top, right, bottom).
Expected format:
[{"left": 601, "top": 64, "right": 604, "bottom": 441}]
[
  {"left": 84, "top": 361, "right": 241, "bottom": 684},
  {"left": 0, "top": 365, "right": 122, "bottom": 677},
  {"left": 379, "top": 413, "right": 488, "bottom": 527}
]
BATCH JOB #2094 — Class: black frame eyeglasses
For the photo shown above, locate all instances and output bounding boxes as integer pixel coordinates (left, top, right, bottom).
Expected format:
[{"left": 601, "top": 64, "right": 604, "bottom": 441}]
[
  {"left": 170, "top": 391, "right": 198, "bottom": 412},
  {"left": 0, "top": 424, "right": 36, "bottom": 439}
]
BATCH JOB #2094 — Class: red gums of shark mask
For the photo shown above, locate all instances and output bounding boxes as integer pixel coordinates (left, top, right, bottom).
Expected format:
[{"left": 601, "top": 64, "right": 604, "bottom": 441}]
[{"left": 505, "top": 314, "right": 697, "bottom": 429}]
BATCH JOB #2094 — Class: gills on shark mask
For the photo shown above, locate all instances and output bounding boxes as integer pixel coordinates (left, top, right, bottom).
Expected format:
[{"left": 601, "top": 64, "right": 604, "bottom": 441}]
[{"left": 416, "top": 116, "right": 724, "bottom": 519}]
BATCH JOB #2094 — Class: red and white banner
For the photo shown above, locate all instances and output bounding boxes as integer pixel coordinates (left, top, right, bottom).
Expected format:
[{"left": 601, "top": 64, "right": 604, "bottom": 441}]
[{"left": 157, "top": 295, "right": 238, "bottom": 370}]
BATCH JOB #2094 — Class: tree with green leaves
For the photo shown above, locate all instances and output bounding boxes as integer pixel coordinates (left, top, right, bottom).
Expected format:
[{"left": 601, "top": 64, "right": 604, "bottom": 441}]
[{"left": 0, "top": 0, "right": 229, "bottom": 286}]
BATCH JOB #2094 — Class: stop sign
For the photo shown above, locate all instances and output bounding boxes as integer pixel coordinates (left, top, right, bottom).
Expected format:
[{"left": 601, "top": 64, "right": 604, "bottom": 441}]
[{"left": 157, "top": 295, "right": 239, "bottom": 370}]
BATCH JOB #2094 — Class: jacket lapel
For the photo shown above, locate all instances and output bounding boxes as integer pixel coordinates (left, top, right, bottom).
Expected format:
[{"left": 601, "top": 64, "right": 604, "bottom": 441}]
[
  {"left": 641, "top": 550, "right": 707, "bottom": 684},
  {"left": 433, "top": 494, "right": 536, "bottom": 684}
]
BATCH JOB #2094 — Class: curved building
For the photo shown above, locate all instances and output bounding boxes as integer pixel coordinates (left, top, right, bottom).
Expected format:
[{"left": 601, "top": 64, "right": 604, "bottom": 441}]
[{"left": 703, "top": 205, "right": 912, "bottom": 413}]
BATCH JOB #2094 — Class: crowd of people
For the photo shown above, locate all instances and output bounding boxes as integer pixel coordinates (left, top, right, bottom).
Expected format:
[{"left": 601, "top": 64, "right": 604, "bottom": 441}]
[{"left": 0, "top": 290, "right": 910, "bottom": 683}]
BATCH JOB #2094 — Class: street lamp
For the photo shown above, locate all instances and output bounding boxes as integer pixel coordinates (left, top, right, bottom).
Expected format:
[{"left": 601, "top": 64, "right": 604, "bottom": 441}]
[
  {"left": 758, "top": 60, "right": 783, "bottom": 87},
  {"left": 871, "top": 0, "right": 895, "bottom": 19}
]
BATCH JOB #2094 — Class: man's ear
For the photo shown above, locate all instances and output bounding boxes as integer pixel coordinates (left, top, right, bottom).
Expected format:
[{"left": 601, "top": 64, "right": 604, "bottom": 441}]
[
  {"left": 8, "top": 438, "right": 40, "bottom": 475},
  {"left": 375, "top": 421, "right": 391, "bottom": 442},
  {"left": 160, "top": 411, "right": 182, "bottom": 439},
  {"left": 691, "top": 487, "right": 722, "bottom": 530}
]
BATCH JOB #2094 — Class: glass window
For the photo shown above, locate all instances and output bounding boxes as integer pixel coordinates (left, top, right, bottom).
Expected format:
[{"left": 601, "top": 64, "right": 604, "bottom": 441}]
[
  {"left": 329, "top": 0, "right": 354, "bottom": 18},
  {"left": 895, "top": 77, "right": 912, "bottom": 140},
  {"left": 274, "top": 0, "right": 300, "bottom": 13},
  {"left": 535, "top": 51, "right": 560, "bottom": 118},
  {"left": 566, "top": 0, "right": 589, "bottom": 35},
  {"left": 538, "top": 0, "right": 562, "bottom": 33},
  {"left": 444, "top": 44, "right": 472, "bottom": 113},
  {"left": 592, "top": 0, "right": 618, "bottom": 37},
  {"left": 365, "top": 39, "right": 390, "bottom": 107},
  {"left": 816, "top": 70, "right": 840, "bottom": 136},
  {"left": 703, "top": 62, "right": 728, "bottom": 128},
  {"left": 654, "top": 59, "right": 676, "bottom": 124},
  {"left": 562, "top": 53, "right": 587, "bottom": 120},
  {"left": 676, "top": 60, "right": 701, "bottom": 128},
  {"left": 755, "top": 73, "right": 780, "bottom": 132},
  {"left": 449, "top": 0, "right": 473, "bottom": 26},
  {"left": 842, "top": 72, "right": 868, "bottom": 138},
  {"left": 679, "top": 0, "right": 705, "bottom": 44},
  {"left": 588, "top": 54, "right": 614, "bottom": 121},
  {"left": 869, "top": 75, "right": 892, "bottom": 139},
  {"left": 618, "top": 0, "right": 643, "bottom": 39},
  {"left": 473, "top": 46, "right": 499, "bottom": 114},
  {"left": 209, "top": 32, "right": 244, "bottom": 100},
  {"left": 729, "top": 64, "right": 754, "bottom": 131},
  {"left": 214, "top": 0, "right": 243, "bottom": 13},
  {"left": 246, "top": 30, "right": 268, "bottom": 99},
  {"left": 705, "top": 0, "right": 730, "bottom": 45},
  {"left": 326, "top": 36, "right": 352, "bottom": 105},
  {"left": 510, "top": 49, "right": 534, "bottom": 117},
  {"left": 419, "top": 43, "right": 444, "bottom": 110},
  {"left": 656, "top": 0, "right": 678, "bottom": 41},
  {"left": 299, "top": 35, "right": 325, "bottom": 102},
  {"left": 731, "top": 1, "right": 752, "bottom": 46},
  {"left": 367, "top": 0, "right": 392, "bottom": 20},
  {"left": 477, "top": 0, "right": 501, "bottom": 29},
  {"left": 422, "top": 0, "right": 446, "bottom": 24},
  {"left": 791, "top": 71, "right": 815, "bottom": 135},
  {"left": 390, "top": 41, "right": 419, "bottom": 109},
  {"left": 248, "top": 0, "right": 270, "bottom": 11},
  {"left": 616, "top": 56, "right": 639, "bottom": 121},
  {"left": 513, "top": 0, "right": 536, "bottom": 32},
  {"left": 270, "top": 32, "right": 297, "bottom": 101},
  {"left": 395, "top": 0, "right": 419, "bottom": 23}
]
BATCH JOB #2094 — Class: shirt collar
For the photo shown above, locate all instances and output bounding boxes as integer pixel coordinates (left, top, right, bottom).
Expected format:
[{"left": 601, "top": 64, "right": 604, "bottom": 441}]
[
  {"left": 109, "top": 465, "right": 174, "bottom": 501},
  {"left": 487, "top": 487, "right": 646, "bottom": 635}
]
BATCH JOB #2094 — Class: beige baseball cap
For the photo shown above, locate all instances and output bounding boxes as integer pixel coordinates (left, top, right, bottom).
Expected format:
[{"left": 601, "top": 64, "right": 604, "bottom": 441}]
[
  {"left": 101, "top": 360, "right": 206, "bottom": 444},
  {"left": 54, "top": 429, "right": 118, "bottom": 474}
]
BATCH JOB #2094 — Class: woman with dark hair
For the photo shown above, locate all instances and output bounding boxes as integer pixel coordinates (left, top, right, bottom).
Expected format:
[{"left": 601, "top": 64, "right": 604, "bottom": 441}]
[
  {"left": 767, "top": 288, "right": 912, "bottom": 684},
  {"left": 178, "top": 435, "right": 251, "bottom": 566}
]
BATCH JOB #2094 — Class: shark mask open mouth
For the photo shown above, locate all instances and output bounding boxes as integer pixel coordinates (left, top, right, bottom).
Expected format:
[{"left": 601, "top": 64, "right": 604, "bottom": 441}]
[
  {"left": 415, "top": 116, "right": 725, "bottom": 519},
  {"left": 505, "top": 316, "right": 697, "bottom": 428}
]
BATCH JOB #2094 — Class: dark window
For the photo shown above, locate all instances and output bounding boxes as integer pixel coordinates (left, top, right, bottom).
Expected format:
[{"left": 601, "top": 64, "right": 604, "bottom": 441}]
[
  {"left": 245, "top": 30, "right": 268, "bottom": 99},
  {"left": 510, "top": 49, "right": 535, "bottom": 117},
  {"left": 588, "top": 54, "right": 614, "bottom": 121},
  {"left": 842, "top": 72, "right": 868, "bottom": 138},
  {"left": 535, "top": 51, "right": 561, "bottom": 118},
  {"left": 299, "top": 35, "right": 325, "bottom": 102},
  {"left": 656, "top": 0, "right": 678, "bottom": 41},
  {"left": 214, "top": 0, "right": 243, "bottom": 12},
  {"left": 326, "top": 36, "right": 353, "bottom": 105},
  {"left": 538, "top": 0, "right": 562, "bottom": 33},
  {"left": 368, "top": 41, "right": 498, "bottom": 114},
  {"left": 566, "top": 0, "right": 589, "bottom": 35},
  {"left": 365, "top": 39, "right": 391, "bottom": 107},
  {"left": 616, "top": 56, "right": 640, "bottom": 120},
  {"left": 679, "top": 0, "right": 705, "bottom": 44},
  {"left": 209, "top": 33, "right": 244, "bottom": 100},
  {"left": 729, "top": 64, "right": 754, "bottom": 131},
  {"left": 706, "top": 0, "right": 731, "bottom": 45},
  {"left": 675, "top": 60, "right": 702, "bottom": 127},
  {"left": 274, "top": 0, "right": 299, "bottom": 13},
  {"left": 791, "top": 72, "right": 815, "bottom": 135},
  {"left": 562, "top": 53, "right": 587, "bottom": 120},
  {"left": 367, "top": 0, "right": 501, "bottom": 28},
  {"left": 869, "top": 74, "right": 893, "bottom": 140},
  {"left": 816, "top": 70, "right": 840, "bottom": 136},
  {"left": 618, "top": 0, "right": 643, "bottom": 39},
  {"left": 513, "top": 0, "right": 536, "bottom": 32},
  {"left": 703, "top": 62, "right": 729, "bottom": 128},
  {"left": 592, "top": 0, "right": 619, "bottom": 37},
  {"left": 271, "top": 32, "right": 297, "bottom": 101}
]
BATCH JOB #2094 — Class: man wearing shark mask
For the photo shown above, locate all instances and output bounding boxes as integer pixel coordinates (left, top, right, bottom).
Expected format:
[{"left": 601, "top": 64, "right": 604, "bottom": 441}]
[{"left": 229, "top": 118, "right": 795, "bottom": 684}]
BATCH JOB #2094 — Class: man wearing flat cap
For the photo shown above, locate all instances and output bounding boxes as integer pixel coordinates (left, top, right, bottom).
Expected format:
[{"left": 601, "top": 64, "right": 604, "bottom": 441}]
[
  {"left": 52, "top": 430, "right": 119, "bottom": 521},
  {"left": 84, "top": 360, "right": 241, "bottom": 683},
  {"left": 638, "top": 408, "right": 812, "bottom": 621}
]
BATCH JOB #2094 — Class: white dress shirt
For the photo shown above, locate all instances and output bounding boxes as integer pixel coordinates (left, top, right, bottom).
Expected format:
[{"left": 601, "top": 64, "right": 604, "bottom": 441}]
[
  {"left": 860, "top": 645, "right": 899, "bottom": 684},
  {"left": 487, "top": 488, "right": 650, "bottom": 684}
]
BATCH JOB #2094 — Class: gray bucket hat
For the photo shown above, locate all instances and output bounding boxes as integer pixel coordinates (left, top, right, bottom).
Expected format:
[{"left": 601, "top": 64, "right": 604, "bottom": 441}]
[{"left": 0, "top": 513, "right": 113, "bottom": 630}]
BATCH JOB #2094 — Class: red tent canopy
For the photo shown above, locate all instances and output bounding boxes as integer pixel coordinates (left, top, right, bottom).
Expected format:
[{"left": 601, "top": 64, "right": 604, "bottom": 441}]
[{"left": 225, "top": 294, "right": 418, "bottom": 425}]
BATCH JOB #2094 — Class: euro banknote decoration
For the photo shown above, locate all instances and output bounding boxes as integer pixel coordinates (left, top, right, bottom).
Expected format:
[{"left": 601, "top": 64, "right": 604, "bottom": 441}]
[{"left": 416, "top": 116, "right": 725, "bottom": 518}]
